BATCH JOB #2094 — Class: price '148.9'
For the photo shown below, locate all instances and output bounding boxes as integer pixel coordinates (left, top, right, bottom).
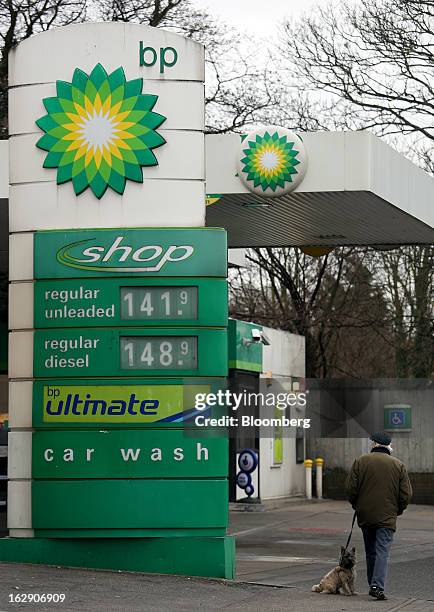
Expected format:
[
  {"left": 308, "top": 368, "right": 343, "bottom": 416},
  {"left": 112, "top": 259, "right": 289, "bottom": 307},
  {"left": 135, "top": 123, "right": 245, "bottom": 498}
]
[{"left": 120, "top": 336, "right": 198, "bottom": 370}]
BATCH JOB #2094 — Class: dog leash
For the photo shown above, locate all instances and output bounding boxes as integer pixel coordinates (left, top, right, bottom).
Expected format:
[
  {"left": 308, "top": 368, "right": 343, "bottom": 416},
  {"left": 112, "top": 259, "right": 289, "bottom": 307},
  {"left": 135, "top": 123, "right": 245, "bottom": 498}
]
[
  {"left": 340, "top": 511, "right": 357, "bottom": 564},
  {"left": 344, "top": 511, "right": 357, "bottom": 551}
]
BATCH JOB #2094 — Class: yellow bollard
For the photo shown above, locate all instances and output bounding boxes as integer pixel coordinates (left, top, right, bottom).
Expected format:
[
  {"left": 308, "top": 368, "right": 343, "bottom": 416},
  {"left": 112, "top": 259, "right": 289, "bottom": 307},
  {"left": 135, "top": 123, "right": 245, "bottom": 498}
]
[
  {"left": 315, "top": 458, "right": 324, "bottom": 499},
  {"left": 304, "top": 459, "right": 313, "bottom": 500}
]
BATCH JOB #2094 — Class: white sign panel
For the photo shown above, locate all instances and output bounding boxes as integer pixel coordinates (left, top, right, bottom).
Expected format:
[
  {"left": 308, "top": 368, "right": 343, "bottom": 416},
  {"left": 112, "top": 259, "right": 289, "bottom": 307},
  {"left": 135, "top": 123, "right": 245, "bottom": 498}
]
[{"left": 9, "top": 23, "right": 205, "bottom": 228}]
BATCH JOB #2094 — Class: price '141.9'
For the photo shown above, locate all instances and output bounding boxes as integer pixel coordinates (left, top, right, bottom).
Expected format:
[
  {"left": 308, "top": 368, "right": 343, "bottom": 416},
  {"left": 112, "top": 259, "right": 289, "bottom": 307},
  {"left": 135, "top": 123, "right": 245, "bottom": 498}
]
[{"left": 120, "top": 287, "right": 198, "bottom": 320}]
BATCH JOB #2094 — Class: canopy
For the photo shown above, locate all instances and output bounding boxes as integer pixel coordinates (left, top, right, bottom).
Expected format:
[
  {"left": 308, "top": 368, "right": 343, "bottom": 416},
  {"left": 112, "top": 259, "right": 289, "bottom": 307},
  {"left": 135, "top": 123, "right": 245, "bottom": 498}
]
[{"left": 205, "top": 132, "right": 434, "bottom": 248}]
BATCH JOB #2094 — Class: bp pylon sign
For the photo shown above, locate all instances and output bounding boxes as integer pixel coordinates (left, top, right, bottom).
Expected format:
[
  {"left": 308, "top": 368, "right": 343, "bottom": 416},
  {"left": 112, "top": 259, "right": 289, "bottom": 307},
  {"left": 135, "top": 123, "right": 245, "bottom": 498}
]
[
  {"left": 28, "top": 227, "right": 228, "bottom": 539},
  {"left": 5, "top": 22, "right": 235, "bottom": 579}
]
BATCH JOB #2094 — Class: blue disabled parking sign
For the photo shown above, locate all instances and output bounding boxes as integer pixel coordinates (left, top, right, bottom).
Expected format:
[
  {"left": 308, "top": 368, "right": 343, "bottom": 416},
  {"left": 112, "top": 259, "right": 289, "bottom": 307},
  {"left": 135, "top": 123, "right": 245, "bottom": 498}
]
[{"left": 384, "top": 405, "right": 412, "bottom": 431}]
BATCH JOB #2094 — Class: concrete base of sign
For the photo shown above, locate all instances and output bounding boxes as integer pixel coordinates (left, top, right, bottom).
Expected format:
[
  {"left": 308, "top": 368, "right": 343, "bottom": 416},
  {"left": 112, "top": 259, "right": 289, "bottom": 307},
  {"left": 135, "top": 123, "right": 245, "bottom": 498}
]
[{"left": 0, "top": 535, "right": 236, "bottom": 579}]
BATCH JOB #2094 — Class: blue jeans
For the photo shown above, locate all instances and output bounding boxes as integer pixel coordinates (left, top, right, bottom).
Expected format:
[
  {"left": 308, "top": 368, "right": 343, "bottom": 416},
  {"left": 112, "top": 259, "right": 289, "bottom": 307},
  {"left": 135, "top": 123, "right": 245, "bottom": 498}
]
[{"left": 362, "top": 527, "right": 394, "bottom": 590}]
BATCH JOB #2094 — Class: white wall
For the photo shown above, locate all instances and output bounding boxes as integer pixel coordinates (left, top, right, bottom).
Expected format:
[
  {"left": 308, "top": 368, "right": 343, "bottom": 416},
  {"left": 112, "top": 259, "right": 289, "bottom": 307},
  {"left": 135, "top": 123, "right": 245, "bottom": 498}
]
[
  {"left": 228, "top": 249, "right": 246, "bottom": 268},
  {"left": 310, "top": 386, "right": 434, "bottom": 473},
  {"left": 259, "top": 326, "right": 306, "bottom": 500},
  {"left": 9, "top": 23, "right": 205, "bottom": 232},
  {"left": 262, "top": 328, "right": 305, "bottom": 378}
]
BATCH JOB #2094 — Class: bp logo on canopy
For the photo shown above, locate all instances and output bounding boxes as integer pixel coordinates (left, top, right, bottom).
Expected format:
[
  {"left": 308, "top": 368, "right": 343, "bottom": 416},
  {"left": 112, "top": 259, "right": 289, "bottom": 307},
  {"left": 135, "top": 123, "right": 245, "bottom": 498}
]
[
  {"left": 35, "top": 63, "right": 167, "bottom": 199},
  {"left": 237, "top": 126, "right": 307, "bottom": 197}
]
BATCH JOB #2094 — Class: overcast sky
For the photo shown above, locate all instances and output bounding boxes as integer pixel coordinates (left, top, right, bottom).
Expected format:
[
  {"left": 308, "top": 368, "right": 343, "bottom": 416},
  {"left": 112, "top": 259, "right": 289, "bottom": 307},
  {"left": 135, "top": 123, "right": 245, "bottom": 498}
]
[{"left": 191, "top": 0, "right": 333, "bottom": 36}]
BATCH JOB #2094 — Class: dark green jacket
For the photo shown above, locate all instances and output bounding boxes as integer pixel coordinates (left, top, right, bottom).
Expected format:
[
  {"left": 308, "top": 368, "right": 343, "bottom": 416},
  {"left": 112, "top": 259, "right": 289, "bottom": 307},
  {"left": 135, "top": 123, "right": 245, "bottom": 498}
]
[{"left": 346, "top": 448, "right": 412, "bottom": 530}]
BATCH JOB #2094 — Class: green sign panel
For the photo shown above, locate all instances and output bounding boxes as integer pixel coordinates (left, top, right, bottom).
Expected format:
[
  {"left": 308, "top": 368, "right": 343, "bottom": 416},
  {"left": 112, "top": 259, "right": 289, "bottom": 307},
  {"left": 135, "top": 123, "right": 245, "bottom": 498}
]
[
  {"left": 384, "top": 404, "right": 412, "bottom": 431},
  {"left": 32, "top": 430, "right": 228, "bottom": 479},
  {"left": 33, "top": 328, "right": 227, "bottom": 378},
  {"left": 32, "top": 479, "right": 228, "bottom": 533},
  {"left": 34, "top": 228, "right": 227, "bottom": 279},
  {"left": 32, "top": 378, "right": 227, "bottom": 428},
  {"left": 228, "top": 319, "right": 263, "bottom": 372},
  {"left": 30, "top": 225, "right": 229, "bottom": 547},
  {"left": 34, "top": 277, "right": 227, "bottom": 328}
]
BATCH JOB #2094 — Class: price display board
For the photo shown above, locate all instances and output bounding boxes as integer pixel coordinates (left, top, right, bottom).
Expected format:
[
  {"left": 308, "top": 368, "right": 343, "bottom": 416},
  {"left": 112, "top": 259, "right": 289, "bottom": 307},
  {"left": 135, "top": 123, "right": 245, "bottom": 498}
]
[
  {"left": 26, "top": 226, "right": 230, "bottom": 553},
  {"left": 33, "top": 328, "right": 227, "bottom": 378},
  {"left": 34, "top": 278, "right": 226, "bottom": 328}
]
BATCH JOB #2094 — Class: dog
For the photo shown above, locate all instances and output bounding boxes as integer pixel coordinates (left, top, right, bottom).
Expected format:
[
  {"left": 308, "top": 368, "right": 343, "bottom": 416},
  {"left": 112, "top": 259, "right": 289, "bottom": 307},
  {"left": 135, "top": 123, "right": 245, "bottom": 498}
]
[{"left": 312, "top": 546, "right": 356, "bottom": 595}]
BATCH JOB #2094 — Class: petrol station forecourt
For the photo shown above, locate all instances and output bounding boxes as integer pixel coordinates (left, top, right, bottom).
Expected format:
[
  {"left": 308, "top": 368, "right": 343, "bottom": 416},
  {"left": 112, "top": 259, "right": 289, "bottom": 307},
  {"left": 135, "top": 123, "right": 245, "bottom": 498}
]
[{"left": 0, "top": 19, "right": 433, "bottom": 593}]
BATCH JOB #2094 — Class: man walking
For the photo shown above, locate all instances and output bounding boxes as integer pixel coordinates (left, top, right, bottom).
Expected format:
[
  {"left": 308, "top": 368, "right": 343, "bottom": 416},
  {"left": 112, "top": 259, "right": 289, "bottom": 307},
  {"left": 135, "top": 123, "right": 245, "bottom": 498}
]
[{"left": 346, "top": 432, "right": 412, "bottom": 600}]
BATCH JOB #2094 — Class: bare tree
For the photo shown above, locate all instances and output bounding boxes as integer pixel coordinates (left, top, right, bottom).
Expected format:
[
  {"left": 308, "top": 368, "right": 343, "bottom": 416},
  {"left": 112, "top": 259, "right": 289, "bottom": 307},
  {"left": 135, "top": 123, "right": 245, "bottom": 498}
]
[
  {"left": 0, "top": 0, "right": 86, "bottom": 136},
  {"left": 1, "top": 0, "right": 431, "bottom": 379},
  {"left": 0, "top": 0, "right": 282, "bottom": 135},
  {"left": 204, "top": 44, "right": 279, "bottom": 134},
  {"left": 230, "top": 247, "right": 394, "bottom": 378},
  {"left": 376, "top": 246, "right": 434, "bottom": 378},
  {"left": 282, "top": 0, "right": 434, "bottom": 145},
  {"left": 100, "top": 0, "right": 210, "bottom": 36},
  {"left": 97, "top": 0, "right": 279, "bottom": 133},
  {"left": 246, "top": 0, "right": 434, "bottom": 379}
]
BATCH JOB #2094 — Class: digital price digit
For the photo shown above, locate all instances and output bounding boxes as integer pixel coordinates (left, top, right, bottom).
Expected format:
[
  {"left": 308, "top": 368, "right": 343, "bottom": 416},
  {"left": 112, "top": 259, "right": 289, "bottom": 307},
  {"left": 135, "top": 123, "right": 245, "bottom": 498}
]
[
  {"left": 120, "top": 287, "right": 197, "bottom": 320},
  {"left": 120, "top": 337, "right": 198, "bottom": 370}
]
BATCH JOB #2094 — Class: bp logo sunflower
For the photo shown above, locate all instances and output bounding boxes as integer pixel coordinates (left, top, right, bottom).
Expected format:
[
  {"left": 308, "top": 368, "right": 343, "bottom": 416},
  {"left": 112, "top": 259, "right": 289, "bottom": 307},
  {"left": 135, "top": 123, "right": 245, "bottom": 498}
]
[
  {"left": 36, "top": 63, "right": 167, "bottom": 199},
  {"left": 237, "top": 126, "right": 307, "bottom": 197}
]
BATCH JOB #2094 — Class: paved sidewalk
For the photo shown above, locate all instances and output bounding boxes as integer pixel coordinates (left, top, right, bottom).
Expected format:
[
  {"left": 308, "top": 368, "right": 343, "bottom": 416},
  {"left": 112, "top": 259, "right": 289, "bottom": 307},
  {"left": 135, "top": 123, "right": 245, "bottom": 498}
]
[
  {"left": 1, "top": 501, "right": 434, "bottom": 610},
  {"left": 1, "top": 563, "right": 434, "bottom": 611},
  {"left": 230, "top": 499, "right": 434, "bottom": 602}
]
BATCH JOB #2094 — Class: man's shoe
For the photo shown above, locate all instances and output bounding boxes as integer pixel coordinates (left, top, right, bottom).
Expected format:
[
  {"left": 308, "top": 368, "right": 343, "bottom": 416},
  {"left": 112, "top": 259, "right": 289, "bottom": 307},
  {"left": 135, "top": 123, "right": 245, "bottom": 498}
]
[{"left": 369, "top": 586, "right": 388, "bottom": 600}]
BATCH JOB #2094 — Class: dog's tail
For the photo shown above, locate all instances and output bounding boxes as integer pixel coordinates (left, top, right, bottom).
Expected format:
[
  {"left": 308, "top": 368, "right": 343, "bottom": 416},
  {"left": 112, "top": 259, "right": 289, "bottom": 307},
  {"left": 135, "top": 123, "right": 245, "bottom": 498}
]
[{"left": 311, "top": 584, "right": 322, "bottom": 592}]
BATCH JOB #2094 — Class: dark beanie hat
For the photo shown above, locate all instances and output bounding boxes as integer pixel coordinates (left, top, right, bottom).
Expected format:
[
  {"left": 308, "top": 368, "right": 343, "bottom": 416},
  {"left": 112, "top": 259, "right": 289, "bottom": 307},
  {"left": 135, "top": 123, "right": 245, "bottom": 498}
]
[{"left": 371, "top": 431, "right": 392, "bottom": 446}]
